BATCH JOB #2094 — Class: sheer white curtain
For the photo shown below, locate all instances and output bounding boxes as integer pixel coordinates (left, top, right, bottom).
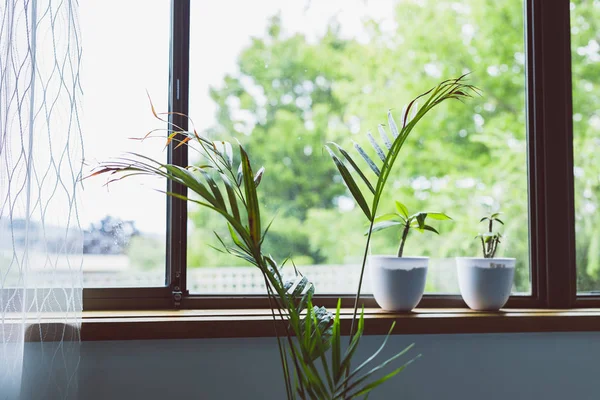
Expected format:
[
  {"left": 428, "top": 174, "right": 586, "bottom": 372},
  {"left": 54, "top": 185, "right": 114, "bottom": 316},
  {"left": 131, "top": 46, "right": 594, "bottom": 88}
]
[{"left": 0, "top": 0, "right": 83, "bottom": 399}]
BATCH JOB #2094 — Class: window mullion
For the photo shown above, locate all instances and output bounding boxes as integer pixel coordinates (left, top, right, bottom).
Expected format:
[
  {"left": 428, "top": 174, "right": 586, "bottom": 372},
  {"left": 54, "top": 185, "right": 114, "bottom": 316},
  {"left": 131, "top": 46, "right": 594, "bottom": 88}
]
[
  {"left": 167, "top": 0, "right": 191, "bottom": 307},
  {"left": 528, "top": 0, "right": 576, "bottom": 308}
]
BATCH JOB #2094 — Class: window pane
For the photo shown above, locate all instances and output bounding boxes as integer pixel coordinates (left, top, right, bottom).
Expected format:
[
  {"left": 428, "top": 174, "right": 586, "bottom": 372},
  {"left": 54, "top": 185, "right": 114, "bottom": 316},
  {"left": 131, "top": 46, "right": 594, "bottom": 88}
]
[
  {"left": 80, "top": 1, "right": 169, "bottom": 287},
  {"left": 188, "top": 0, "right": 530, "bottom": 295},
  {"left": 572, "top": 0, "right": 600, "bottom": 293}
]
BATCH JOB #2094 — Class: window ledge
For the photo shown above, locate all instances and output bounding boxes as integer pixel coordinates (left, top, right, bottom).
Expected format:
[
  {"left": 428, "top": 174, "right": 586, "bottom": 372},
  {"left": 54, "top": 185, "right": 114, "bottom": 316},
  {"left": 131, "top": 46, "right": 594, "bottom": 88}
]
[{"left": 63, "top": 308, "right": 600, "bottom": 341}]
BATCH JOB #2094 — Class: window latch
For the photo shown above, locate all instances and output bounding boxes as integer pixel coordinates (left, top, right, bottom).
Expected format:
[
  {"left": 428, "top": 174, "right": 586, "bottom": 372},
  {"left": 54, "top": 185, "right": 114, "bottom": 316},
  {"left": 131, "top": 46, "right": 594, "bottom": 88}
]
[{"left": 172, "top": 271, "right": 184, "bottom": 308}]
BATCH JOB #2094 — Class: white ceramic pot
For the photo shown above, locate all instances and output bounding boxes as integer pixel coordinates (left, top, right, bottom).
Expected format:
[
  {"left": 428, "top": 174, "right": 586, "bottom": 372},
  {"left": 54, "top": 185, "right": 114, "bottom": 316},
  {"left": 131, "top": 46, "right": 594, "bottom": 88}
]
[
  {"left": 456, "top": 257, "right": 516, "bottom": 311},
  {"left": 368, "top": 256, "right": 428, "bottom": 312}
]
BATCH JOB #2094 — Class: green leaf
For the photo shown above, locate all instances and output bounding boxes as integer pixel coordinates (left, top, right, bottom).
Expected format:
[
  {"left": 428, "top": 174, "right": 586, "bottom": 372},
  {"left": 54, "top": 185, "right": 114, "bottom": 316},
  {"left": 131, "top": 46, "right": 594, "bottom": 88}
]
[
  {"left": 213, "top": 140, "right": 233, "bottom": 167},
  {"left": 353, "top": 141, "right": 381, "bottom": 176},
  {"left": 227, "top": 223, "right": 248, "bottom": 251},
  {"left": 162, "top": 164, "right": 216, "bottom": 206},
  {"left": 377, "top": 124, "right": 392, "bottom": 150},
  {"left": 494, "top": 218, "right": 505, "bottom": 225},
  {"left": 424, "top": 212, "right": 452, "bottom": 221},
  {"left": 395, "top": 201, "right": 409, "bottom": 219},
  {"left": 367, "top": 131, "right": 386, "bottom": 162},
  {"left": 199, "top": 170, "right": 226, "bottom": 210},
  {"left": 240, "top": 146, "right": 261, "bottom": 245},
  {"left": 421, "top": 224, "right": 440, "bottom": 235},
  {"left": 331, "top": 299, "right": 342, "bottom": 384},
  {"left": 369, "top": 220, "right": 402, "bottom": 234},
  {"left": 328, "top": 142, "right": 375, "bottom": 195},
  {"left": 339, "top": 309, "right": 365, "bottom": 378},
  {"left": 236, "top": 162, "right": 243, "bottom": 186},
  {"left": 221, "top": 174, "right": 241, "bottom": 222},
  {"left": 338, "top": 331, "right": 418, "bottom": 399},
  {"left": 387, "top": 110, "right": 400, "bottom": 138},
  {"left": 347, "top": 361, "right": 415, "bottom": 398},
  {"left": 326, "top": 146, "right": 372, "bottom": 220},
  {"left": 254, "top": 166, "right": 265, "bottom": 187},
  {"left": 415, "top": 213, "right": 427, "bottom": 229},
  {"left": 373, "top": 213, "right": 402, "bottom": 224}
]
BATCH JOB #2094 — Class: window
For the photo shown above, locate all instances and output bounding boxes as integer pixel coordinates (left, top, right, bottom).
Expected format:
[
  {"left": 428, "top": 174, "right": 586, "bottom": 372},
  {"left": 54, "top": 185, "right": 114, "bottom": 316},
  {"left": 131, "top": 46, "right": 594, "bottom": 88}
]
[
  {"left": 81, "top": 0, "right": 169, "bottom": 288},
  {"left": 186, "top": 0, "right": 531, "bottom": 296},
  {"left": 571, "top": 0, "right": 600, "bottom": 294},
  {"left": 84, "top": 0, "right": 586, "bottom": 311}
]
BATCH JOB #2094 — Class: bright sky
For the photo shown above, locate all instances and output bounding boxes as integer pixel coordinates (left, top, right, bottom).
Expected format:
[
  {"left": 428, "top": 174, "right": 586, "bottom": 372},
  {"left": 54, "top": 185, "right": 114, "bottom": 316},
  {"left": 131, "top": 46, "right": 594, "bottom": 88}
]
[{"left": 80, "top": 0, "right": 396, "bottom": 235}]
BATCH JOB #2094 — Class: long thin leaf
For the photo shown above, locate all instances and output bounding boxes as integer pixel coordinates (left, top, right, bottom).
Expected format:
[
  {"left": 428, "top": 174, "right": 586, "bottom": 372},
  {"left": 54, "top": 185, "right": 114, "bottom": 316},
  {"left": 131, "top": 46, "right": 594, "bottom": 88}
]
[
  {"left": 377, "top": 124, "right": 392, "bottom": 149},
  {"left": 254, "top": 166, "right": 265, "bottom": 187},
  {"left": 387, "top": 110, "right": 399, "bottom": 138},
  {"left": 200, "top": 170, "right": 226, "bottom": 209},
  {"left": 221, "top": 174, "right": 241, "bottom": 222},
  {"left": 326, "top": 147, "right": 372, "bottom": 220},
  {"left": 347, "top": 359, "right": 418, "bottom": 398},
  {"left": 367, "top": 132, "right": 386, "bottom": 162},
  {"left": 240, "top": 146, "right": 261, "bottom": 245},
  {"left": 370, "top": 220, "right": 402, "bottom": 234},
  {"left": 353, "top": 141, "right": 381, "bottom": 177},
  {"left": 331, "top": 299, "right": 342, "bottom": 384},
  {"left": 328, "top": 143, "right": 375, "bottom": 195}
]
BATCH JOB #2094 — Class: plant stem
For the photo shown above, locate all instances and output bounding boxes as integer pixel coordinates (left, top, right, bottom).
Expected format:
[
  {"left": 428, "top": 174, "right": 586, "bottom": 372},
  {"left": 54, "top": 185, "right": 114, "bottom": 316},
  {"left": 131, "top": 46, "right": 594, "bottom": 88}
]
[
  {"left": 397, "top": 222, "right": 410, "bottom": 257},
  {"left": 481, "top": 237, "right": 488, "bottom": 258},
  {"left": 349, "top": 218, "right": 375, "bottom": 342},
  {"left": 486, "top": 219, "right": 493, "bottom": 256}
]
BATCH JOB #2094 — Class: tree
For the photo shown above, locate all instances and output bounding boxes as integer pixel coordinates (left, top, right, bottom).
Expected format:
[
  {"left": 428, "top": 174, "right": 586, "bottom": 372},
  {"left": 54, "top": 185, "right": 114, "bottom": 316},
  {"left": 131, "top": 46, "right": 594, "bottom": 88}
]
[{"left": 189, "top": 0, "right": 600, "bottom": 293}]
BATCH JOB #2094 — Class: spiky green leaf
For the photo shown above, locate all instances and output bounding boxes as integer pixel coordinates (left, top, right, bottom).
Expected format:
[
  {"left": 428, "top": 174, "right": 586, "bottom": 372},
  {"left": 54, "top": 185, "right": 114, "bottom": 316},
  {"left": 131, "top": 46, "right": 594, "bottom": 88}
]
[
  {"left": 328, "top": 142, "right": 375, "bottom": 195},
  {"left": 326, "top": 146, "right": 372, "bottom": 220},
  {"left": 353, "top": 141, "right": 381, "bottom": 177}
]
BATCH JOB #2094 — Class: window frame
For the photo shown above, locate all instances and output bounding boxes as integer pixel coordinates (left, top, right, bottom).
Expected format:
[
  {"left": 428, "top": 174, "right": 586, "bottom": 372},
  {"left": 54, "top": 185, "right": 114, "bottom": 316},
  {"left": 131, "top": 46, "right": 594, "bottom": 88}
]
[{"left": 83, "top": 0, "right": 588, "bottom": 312}]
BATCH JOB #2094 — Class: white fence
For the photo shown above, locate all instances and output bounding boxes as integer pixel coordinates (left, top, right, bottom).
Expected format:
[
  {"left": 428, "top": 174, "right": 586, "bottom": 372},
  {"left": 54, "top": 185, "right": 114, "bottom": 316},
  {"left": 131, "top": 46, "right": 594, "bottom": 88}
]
[{"left": 83, "top": 259, "right": 461, "bottom": 294}]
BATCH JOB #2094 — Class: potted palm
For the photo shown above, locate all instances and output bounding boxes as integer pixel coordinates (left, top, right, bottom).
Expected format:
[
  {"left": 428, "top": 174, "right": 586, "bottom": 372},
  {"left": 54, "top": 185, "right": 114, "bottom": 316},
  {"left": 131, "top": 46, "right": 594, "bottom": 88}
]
[
  {"left": 368, "top": 201, "right": 451, "bottom": 311},
  {"left": 90, "top": 109, "right": 417, "bottom": 399},
  {"left": 456, "top": 213, "right": 515, "bottom": 311},
  {"left": 327, "top": 75, "right": 478, "bottom": 316}
]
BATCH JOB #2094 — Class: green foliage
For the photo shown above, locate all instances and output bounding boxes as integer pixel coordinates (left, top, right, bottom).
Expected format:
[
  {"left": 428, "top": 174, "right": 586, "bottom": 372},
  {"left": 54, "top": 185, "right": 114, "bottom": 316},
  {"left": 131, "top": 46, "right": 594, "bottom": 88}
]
[
  {"left": 92, "top": 132, "right": 416, "bottom": 399},
  {"left": 327, "top": 77, "right": 476, "bottom": 328},
  {"left": 194, "top": 0, "right": 552, "bottom": 293},
  {"left": 371, "top": 201, "right": 451, "bottom": 257},
  {"left": 477, "top": 213, "right": 504, "bottom": 259}
]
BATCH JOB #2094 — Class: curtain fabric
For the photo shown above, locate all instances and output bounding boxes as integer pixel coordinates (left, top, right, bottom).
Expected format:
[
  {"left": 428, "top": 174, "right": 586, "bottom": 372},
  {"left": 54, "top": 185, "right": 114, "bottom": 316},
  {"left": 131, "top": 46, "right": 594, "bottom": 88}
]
[{"left": 0, "top": 1, "right": 83, "bottom": 399}]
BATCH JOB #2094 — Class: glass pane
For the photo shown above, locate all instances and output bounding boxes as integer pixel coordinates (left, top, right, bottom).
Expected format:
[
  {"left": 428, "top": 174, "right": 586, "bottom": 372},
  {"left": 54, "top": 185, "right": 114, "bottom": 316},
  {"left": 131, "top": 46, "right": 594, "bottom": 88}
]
[
  {"left": 80, "top": 1, "right": 169, "bottom": 287},
  {"left": 188, "top": 0, "right": 530, "bottom": 295},
  {"left": 572, "top": 0, "right": 600, "bottom": 293}
]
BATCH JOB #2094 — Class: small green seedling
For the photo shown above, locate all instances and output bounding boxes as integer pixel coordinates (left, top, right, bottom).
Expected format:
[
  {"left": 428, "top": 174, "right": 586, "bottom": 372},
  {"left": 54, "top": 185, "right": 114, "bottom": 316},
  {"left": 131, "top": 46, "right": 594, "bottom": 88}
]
[
  {"left": 477, "top": 212, "right": 504, "bottom": 258},
  {"left": 371, "top": 200, "right": 452, "bottom": 257}
]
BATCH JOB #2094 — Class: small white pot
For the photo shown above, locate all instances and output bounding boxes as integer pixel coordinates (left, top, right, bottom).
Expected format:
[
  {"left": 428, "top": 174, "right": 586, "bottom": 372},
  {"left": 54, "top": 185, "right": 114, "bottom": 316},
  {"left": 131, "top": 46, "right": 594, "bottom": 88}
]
[
  {"left": 368, "top": 256, "right": 428, "bottom": 312},
  {"left": 456, "top": 257, "right": 516, "bottom": 311}
]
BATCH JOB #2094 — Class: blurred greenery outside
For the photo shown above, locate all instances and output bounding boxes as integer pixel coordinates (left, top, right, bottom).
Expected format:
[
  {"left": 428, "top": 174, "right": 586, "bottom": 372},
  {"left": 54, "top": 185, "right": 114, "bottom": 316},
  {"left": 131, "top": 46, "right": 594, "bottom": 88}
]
[{"left": 122, "top": 0, "right": 598, "bottom": 293}]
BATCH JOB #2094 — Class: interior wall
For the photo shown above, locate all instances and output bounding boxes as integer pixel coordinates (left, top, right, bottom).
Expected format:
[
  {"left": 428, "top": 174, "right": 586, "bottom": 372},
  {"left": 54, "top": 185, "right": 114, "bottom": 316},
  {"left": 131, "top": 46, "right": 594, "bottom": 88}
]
[{"left": 21, "top": 332, "right": 600, "bottom": 399}]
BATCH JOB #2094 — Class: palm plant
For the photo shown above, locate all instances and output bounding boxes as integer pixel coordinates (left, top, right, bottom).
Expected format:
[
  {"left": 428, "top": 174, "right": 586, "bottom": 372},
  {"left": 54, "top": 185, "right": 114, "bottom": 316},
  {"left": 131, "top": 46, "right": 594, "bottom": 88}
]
[
  {"left": 89, "top": 106, "right": 416, "bottom": 399},
  {"left": 326, "top": 74, "right": 479, "bottom": 331}
]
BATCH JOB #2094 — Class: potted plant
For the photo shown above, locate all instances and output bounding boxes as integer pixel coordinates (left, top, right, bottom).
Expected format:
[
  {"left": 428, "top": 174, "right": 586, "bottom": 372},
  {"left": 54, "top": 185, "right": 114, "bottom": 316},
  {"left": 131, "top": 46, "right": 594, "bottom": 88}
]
[
  {"left": 90, "top": 111, "right": 417, "bottom": 399},
  {"left": 456, "top": 212, "right": 516, "bottom": 311},
  {"left": 368, "top": 201, "right": 451, "bottom": 311},
  {"left": 327, "top": 75, "right": 478, "bottom": 318}
]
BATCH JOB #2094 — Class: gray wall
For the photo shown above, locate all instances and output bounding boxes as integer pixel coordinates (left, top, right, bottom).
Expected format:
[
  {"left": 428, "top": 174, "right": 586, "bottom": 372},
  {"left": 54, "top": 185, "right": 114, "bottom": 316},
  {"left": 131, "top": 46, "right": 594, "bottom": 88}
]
[{"left": 21, "top": 332, "right": 600, "bottom": 399}]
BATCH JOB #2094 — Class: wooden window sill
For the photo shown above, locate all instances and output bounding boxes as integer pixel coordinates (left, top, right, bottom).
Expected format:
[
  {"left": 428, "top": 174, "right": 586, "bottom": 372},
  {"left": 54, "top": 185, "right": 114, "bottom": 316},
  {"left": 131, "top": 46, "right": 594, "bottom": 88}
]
[{"left": 20, "top": 308, "right": 599, "bottom": 341}]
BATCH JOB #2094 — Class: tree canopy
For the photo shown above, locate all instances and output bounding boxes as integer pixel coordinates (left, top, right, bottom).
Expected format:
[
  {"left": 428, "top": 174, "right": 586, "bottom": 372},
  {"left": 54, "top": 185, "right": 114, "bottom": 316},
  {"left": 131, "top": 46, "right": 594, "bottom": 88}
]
[{"left": 188, "top": 0, "right": 600, "bottom": 293}]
